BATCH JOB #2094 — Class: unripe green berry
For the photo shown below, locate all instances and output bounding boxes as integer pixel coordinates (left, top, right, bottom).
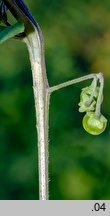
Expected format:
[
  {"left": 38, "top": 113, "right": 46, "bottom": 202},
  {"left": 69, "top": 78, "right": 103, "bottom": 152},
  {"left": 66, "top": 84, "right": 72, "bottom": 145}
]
[{"left": 82, "top": 112, "right": 107, "bottom": 135}]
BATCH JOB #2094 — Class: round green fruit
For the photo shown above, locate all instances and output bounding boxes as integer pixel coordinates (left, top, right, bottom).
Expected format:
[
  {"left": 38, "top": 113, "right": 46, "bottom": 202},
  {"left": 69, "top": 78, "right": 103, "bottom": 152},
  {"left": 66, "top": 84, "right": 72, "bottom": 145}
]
[{"left": 82, "top": 112, "right": 107, "bottom": 135}]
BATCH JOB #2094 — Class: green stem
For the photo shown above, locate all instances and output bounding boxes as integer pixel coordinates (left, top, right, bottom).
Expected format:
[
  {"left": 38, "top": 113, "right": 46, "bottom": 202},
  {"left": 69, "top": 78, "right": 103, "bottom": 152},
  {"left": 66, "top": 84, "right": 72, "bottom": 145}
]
[
  {"left": 95, "top": 73, "right": 104, "bottom": 117},
  {"left": 49, "top": 73, "right": 97, "bottom": 93},
  {"left": 0, "top": 22, "right": 24, "bottom": 43},
  {"left": 85, "top": 75, "right": 98, "bottom": 106}
]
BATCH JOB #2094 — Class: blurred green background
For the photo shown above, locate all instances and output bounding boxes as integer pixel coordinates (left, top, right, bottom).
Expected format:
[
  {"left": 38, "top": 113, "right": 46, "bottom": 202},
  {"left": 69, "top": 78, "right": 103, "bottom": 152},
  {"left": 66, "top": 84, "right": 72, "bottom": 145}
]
[{"left": 0, "top": 0, "right": 110, "bottom": 200}]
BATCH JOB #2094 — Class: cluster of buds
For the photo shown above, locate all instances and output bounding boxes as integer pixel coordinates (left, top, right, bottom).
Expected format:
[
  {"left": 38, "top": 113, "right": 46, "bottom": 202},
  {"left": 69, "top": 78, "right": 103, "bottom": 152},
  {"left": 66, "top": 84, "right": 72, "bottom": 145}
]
[{"left": 78, "top": 74, "right": 107, "bottom": 135}]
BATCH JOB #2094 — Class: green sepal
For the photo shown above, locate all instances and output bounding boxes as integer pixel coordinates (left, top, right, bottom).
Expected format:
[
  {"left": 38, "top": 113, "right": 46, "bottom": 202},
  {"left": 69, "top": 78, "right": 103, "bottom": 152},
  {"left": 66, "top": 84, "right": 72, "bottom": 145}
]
[
  {"left": 78, "top": 100, "right": 96, "bottom": 112},
  {"left": 81, "top": 86, "right": 99, "bottom": 99}
]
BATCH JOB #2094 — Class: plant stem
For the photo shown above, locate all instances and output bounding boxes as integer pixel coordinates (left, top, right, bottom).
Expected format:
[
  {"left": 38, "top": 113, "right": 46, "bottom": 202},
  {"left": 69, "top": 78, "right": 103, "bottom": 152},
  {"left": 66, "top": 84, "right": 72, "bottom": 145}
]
[
  {"left": 86, "top": 76, "right": 98, "bottom": 106},
  {"left": 23, "top": 20, "right": 104, "bottom": 200},
  {"left": 95, "top": 73, "right": 104, "bottom": 117},
  {"left": 0, "top": 0, "right": 106, "bottom": 201},
  {"left": 24, "top": 27, "right": 49, "bottom": 200},
  {"left": 0, "top": 22, "right": 24, "bottom": 43},
  {"left": 49, "top": 73, "right": 97, "bottom": 93}
]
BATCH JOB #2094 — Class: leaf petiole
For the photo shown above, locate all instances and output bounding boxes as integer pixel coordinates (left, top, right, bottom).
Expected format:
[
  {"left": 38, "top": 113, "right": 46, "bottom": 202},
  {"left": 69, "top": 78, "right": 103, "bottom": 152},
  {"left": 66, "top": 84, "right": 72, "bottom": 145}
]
[{"left": 0, "top": 22, "right": 24, "bottom": 43}]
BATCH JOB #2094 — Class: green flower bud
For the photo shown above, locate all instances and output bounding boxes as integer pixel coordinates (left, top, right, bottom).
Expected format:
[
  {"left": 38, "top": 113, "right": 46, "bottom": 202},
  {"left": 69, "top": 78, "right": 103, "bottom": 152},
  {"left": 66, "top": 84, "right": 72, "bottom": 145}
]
[
  {"left": 78, "top": 100, "right": 96, "bottom": 112},
  {"left": 78, "top": 92, "right": 96, "bottom": 112},
  {"left": 81, "top": 86, "right": 99, "bottom": 99},
  {"left": 78, "top": 80, "right": 104, "bottom": 113}
]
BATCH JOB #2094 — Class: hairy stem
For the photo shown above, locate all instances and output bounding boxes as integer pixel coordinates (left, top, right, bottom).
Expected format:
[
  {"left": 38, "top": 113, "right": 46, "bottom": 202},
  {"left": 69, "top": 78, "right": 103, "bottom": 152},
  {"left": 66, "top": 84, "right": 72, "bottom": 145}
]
[
  {"left": 24, "top": 27, "right": 49, "bottom": 200},
  {"left": 0, "top": 0, "right": 106, "bottom": 201},
  {"left": 49, "top": 73, "right": 97, "bottom": 93},
  {"left": 23, "top": 21, "right": 104, "bottom": 201}
]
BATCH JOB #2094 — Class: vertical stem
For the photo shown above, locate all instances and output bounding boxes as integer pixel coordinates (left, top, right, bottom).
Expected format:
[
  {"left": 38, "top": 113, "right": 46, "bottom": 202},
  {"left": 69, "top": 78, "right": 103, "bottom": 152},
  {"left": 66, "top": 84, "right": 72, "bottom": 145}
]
[
  {"left": 87, "top": 76, "right": 98, "bottom": 106},
  {"left": 24, "top": 27, "right": 49, "bottom": 200},
  {"left": 95, "top": 73, "right": 104, "bottom": 117},
  {"left": 44, "top": 91, "right": 50, "bottom": 198}
]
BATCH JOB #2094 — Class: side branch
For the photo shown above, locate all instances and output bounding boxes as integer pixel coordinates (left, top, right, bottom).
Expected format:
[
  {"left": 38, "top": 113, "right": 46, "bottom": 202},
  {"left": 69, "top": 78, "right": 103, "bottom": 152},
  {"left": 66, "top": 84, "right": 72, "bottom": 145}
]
[{"left": 49, "top": 73, "right": 101, "bottom": 93}]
